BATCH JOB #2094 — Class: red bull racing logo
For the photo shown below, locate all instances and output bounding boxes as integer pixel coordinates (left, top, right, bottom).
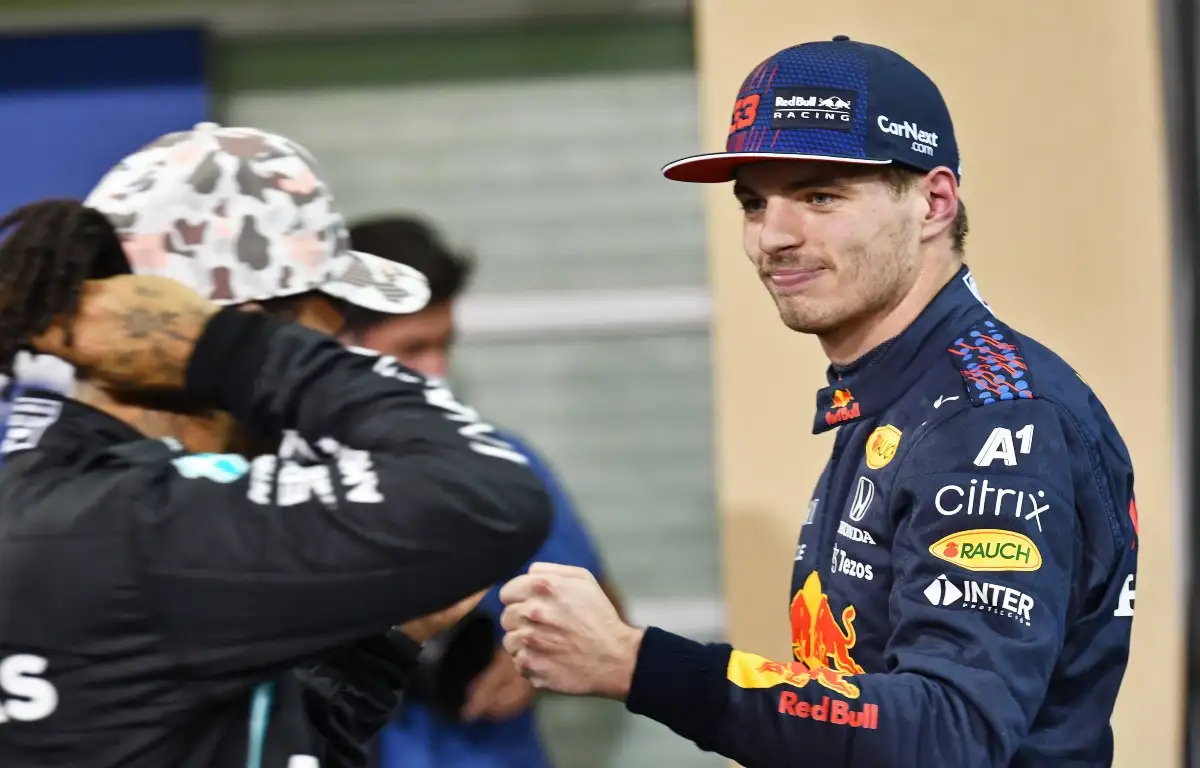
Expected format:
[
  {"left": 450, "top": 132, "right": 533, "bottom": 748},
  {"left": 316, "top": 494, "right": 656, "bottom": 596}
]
[
  {"left": 725, "top": 572, "right": 877, "bottom": 728},
  {"left": 825, "top": 388, "right": 861, "bottom": 426}
]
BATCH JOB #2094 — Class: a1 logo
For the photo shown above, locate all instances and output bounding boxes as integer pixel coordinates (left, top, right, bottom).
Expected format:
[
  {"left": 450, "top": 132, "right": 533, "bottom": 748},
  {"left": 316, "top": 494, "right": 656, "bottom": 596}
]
[
  {"left": 0, "top": 654, "right": 57, "bottom": 724},
  {"left": 973, "top": 424, "right": 1034, "bottom": 468}
]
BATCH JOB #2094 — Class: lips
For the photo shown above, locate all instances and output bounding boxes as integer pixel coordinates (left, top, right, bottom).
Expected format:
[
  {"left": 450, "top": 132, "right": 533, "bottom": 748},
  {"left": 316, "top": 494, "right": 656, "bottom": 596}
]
[{"left": 767, "top": 268, "right": 825, "bottom": 291}]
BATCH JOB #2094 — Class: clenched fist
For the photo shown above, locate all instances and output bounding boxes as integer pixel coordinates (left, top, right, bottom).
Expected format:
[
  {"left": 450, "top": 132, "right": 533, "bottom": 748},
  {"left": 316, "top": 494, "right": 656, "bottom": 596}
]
[
  {"left": 28, "top": 274, "right": 218, "bottom": 390},
  {"left": 499, "top": 562, "right": 644, "bottom": 700}
]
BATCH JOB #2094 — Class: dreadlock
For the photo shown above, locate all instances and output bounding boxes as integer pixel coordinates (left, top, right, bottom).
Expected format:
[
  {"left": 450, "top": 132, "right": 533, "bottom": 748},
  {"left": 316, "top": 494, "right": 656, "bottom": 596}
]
[{"left": 0, "top": 199, "right": 130, "bottom": 377}]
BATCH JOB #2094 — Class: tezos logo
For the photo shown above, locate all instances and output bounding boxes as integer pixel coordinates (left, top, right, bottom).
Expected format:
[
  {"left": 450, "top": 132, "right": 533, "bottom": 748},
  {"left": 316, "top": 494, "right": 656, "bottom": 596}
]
[
  {"left": 876, "top": 115, "right": 939, "bottom": 157},
  {"left": 929, "top": 529, "right": 1042, "bottom": 572},
  {"left": 831, "top": 544, "right": 874, "bottom": 581}
]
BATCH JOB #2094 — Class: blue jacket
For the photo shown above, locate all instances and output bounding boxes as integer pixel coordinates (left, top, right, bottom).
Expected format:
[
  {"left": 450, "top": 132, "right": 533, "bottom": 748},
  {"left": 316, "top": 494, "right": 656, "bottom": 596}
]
[
  {"left": 377, "top": 430, "right": 604, "bottom": 768},
  {"left": 626, "top": 266, "right": 1139, "bottom": 767}
]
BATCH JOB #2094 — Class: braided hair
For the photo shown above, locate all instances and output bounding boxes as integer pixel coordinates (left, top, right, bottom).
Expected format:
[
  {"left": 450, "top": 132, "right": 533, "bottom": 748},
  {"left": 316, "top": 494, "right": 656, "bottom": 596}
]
[{"left": 0, "top": 199, "right": 130, "bottom": 377}]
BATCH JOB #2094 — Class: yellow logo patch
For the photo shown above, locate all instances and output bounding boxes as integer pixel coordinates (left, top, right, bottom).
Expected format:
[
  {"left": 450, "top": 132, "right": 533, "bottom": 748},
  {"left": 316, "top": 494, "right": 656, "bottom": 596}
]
[
  {"left": 864, "top": 425, "right": 902, "bottom": 470},
  {"left": 929, "top": 528, "right": 1042, "bottom": 572}
]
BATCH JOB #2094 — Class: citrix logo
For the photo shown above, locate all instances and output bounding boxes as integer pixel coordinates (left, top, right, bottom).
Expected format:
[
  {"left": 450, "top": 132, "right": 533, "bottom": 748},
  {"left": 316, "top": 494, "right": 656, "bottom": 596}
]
[{"left": 934, "top": 478, "right": 1049, "bottom": 532}]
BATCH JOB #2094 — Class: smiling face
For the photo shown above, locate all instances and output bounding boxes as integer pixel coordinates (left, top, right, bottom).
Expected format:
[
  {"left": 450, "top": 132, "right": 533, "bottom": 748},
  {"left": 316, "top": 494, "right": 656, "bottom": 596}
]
[{"left": 734, "top": 160, "right": 950, "bottom": 338}]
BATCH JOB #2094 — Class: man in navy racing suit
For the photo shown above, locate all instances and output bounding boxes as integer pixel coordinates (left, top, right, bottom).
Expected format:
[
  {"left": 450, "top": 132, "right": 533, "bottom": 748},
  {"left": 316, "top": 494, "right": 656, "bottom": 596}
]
[{"left": 495, "top": 36, "right": 1140, "bottom": 767}]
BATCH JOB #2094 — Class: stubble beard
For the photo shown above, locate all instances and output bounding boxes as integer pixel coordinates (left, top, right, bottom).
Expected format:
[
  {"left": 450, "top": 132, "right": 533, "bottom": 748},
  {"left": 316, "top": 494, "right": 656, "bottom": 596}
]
[{"left": 772, "top": 235, "right": 917, "bottom": 338}]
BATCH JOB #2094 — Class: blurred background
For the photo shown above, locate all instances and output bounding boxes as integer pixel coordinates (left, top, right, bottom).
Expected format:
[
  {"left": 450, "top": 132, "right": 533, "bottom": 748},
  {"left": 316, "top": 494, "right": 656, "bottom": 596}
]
[{"left": 0, "top": 0, "right": 1191, "bottom": 766}]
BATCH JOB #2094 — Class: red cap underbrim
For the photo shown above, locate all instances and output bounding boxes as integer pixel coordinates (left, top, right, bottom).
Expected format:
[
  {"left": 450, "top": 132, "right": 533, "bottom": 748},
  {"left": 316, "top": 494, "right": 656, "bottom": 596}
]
[{"left": 661, "top": 152, "right": 892, "bottom": 183}]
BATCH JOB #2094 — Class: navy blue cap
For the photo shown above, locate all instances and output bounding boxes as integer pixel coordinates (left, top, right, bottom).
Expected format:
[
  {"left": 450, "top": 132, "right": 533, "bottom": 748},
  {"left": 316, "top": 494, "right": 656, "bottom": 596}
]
[{"left": 663, "top": 36, "right": 960, "bottom": 184}]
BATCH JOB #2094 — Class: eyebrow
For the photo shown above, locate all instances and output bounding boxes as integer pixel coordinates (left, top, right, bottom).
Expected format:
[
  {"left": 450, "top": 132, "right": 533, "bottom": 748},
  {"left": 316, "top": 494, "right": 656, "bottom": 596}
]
[{"left": 732, "top": 175, "right": 850, "bottom": 198}]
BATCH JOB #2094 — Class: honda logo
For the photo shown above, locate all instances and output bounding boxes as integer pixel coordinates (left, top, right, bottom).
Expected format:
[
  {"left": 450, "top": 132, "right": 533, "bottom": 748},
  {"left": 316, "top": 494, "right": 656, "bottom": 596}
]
[{"left": 848, "top": 477, "right": 875, "bottom": 522}]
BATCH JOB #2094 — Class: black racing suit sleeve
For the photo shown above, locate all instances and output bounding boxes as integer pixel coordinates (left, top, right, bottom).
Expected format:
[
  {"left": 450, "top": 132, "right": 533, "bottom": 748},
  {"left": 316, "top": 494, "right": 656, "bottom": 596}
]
[
  {"left": 294, "top": 631, "right": 421, "bottom": 768},
  {"left": 133, "top": 310, "right": 553, "bottom": 676}
]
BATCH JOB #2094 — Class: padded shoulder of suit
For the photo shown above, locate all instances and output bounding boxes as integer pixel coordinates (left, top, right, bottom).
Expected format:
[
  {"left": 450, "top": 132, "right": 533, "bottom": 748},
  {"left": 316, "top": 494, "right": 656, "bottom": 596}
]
[
  {"left": 945, "top": 317, "right": 1098, "bottom": 417},
  {"left": 946, "top": 318, "right": 1040, "bottom": 408}
]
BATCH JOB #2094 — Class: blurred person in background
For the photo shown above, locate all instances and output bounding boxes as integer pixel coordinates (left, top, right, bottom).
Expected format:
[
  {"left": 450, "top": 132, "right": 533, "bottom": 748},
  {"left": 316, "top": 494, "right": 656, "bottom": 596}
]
[
  {"left": 0, "top": 123, "right": 552, "bottom": 768},
  {"left": 343, "top": 215, "right": 619, "bottom": 768},
  {"left": 498, "top": 36, "right": 1140, "bottom": 768}
]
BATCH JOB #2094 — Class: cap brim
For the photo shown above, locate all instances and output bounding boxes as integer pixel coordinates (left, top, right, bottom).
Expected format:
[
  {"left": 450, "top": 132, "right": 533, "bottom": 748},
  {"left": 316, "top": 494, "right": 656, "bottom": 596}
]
[
  {"left": 661, "top": 152, "right": 892, "bottom": 183},
  {"left": 319, "top": 250, "right": 432, "bottom": 315}
]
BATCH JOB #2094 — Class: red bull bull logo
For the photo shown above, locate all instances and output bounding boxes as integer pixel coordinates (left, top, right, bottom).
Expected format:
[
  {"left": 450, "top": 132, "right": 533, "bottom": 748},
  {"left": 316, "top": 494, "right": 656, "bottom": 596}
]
[
  {"left": 725, "top": 571, "right": 867, "bottom": 700},
  {"left": 726, "top": 653, "right": 864, "bottom": 700},
  {"left": 790, "top": 572, "right": 865, "bottom": 683},
  {"left": 825, "top": 388, "right": 861, "bottom": 426}
]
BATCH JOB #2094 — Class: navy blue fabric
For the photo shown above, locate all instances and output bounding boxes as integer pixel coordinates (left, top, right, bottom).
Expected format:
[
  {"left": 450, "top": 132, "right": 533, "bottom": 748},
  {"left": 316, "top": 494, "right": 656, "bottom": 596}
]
[
  {"left": 629, "top": 267, "right": 1139, "bottom": 767},
  {"left": 0, "top": 28, "right": 206, "bottom": 93}
]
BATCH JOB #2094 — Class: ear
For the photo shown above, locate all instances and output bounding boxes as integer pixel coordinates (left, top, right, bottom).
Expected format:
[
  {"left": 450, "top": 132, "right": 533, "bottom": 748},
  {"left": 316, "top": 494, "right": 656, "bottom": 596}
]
[{"left": 920, "top": 167, "right": 959, "bottom": 246}]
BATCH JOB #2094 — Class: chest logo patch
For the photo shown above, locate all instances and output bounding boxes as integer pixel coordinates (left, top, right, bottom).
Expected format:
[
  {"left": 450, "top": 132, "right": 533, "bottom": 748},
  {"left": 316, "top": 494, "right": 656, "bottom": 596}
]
[
  {"left": 847, "top": 477, "right": 875, "bottom": 521},
  {"left": 864, "top": 425, "right": 902, "bottom": 470},
  {"left": 929, "top": 528, "right": 1042, "bottom": 572}
]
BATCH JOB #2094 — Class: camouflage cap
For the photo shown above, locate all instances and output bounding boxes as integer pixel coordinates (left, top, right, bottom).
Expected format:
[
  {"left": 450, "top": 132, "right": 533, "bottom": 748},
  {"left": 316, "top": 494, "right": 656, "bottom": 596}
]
[{"left": 84, "top": 122, "right": 430, "bottom": 314}]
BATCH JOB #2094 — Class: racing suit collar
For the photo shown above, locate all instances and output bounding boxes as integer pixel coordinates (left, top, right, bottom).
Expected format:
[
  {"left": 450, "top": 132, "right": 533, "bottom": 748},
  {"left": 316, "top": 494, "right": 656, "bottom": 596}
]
[
  {"left": 811, "top": 264, "right": 991, "bottom": 434},
  {"left": 10, "top": 389, "right": 157, "bottom": 455}
]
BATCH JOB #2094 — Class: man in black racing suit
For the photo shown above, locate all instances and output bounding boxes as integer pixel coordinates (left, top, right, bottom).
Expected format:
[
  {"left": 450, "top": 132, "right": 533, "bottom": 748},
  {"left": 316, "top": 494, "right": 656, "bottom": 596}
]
[{"left": 0, "top": 122, "right": 553, "bottom": 767}]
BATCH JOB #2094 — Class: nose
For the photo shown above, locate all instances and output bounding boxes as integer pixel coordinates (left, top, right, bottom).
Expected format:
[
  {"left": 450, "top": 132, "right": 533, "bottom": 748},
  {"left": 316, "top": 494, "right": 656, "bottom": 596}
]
[{"left": 757, "top": 197, "right": 806, "bottom": 257}]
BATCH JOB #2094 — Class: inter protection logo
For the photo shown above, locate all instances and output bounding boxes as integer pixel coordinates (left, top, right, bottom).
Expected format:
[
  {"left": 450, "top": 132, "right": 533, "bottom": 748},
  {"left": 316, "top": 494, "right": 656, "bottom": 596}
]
[{"left": 925, "top": 573, "right": 1034, "bottom": 626}]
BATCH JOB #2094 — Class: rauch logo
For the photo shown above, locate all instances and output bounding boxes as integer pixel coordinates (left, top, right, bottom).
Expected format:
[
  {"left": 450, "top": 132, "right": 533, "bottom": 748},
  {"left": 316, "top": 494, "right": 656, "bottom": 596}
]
[{"left": 929, "top": 529, "right": 1042, "bottom": 572}]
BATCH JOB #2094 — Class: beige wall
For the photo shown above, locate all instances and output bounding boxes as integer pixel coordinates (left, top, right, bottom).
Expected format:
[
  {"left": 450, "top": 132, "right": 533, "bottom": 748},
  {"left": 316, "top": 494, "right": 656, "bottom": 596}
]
[{"left": 697, "top": 1, "right": 1181, "bottom": 765}]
